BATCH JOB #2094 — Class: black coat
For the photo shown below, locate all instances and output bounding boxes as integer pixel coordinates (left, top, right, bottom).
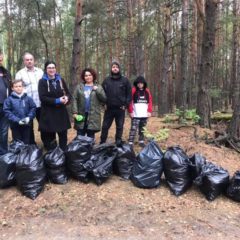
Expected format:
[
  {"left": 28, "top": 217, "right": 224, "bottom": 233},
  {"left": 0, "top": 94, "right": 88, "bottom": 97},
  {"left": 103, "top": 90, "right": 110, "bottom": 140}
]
[
  {"left": 102, "top": 74, "right": 132, "bottom": 109},
  {"left": 38, "top": 75, "right": 71, "bottom": 132},
  {"left": 0, "top": 66, "right": 12, "bottom": 95}
]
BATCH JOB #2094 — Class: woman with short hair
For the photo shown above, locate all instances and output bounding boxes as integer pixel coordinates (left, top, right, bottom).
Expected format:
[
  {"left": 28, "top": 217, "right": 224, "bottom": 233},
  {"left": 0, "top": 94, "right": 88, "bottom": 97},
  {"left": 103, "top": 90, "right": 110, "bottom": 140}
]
[{"left": 72, "top": 68, "right": 106, "bottom": 140}]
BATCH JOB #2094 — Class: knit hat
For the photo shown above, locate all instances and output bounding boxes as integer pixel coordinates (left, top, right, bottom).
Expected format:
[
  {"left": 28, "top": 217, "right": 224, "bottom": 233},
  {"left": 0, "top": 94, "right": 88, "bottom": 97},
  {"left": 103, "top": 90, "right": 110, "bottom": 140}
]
[
  {"left": 134, "top": 76, "right": 147, "bottom": 89},
  {"left": 111, "top": 60, "right": 120, "bottom": 69},
  {"left": 111, "top": 59, "right": 121, "bottom": 77}
]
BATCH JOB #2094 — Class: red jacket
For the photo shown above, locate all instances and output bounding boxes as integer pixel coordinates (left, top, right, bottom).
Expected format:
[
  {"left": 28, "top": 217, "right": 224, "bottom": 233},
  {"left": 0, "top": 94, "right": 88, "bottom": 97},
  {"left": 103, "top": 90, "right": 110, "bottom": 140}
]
[{"left": 128, "top": 87, "right": 152, "bottom": 117}]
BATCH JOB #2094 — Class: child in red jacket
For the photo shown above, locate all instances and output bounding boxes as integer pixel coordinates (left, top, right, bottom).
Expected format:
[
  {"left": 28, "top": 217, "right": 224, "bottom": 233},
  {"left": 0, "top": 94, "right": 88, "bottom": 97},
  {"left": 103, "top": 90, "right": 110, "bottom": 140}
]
[{"left": 128, "top": 76, "right": 152, "bottom": 147}]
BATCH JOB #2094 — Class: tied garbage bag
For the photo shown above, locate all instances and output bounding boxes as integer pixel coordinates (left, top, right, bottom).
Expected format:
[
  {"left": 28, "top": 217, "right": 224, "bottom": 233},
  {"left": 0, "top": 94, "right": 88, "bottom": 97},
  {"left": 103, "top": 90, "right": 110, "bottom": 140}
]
[
  {"left": 226, "top": 171, "right": 240, "bottom": 202},
  {"left": 44, "top": 146, "right": 67, "bottom": 184},
  {"left": 65, "top": 135, "right": 94, "bottom": 183},
  {"left": 83, "top": 143, "right": 118, "bottom": 185},
  {"left": 131, "top": 141, "right": 164, "bottom": 188},
  {"left": 16, "top": 145, "right": 46, "bottom": 200},
  {"left": 194, "top": 162, "right": 229, "bottom": 201},
  {"left": 8, "top": 140, "right": 26, "bottom": 154},
  {"left": 163, "top": 146, "right": 191, "bottom": 196},
  {"left": 0, "top": 153, "right": 17, "bottom": 188},
  {"left": 113, "top": 143, "right": 136, "bottom": 180},
  {"left": 189, "top": 153, "right": 207, "bottom": 180}
]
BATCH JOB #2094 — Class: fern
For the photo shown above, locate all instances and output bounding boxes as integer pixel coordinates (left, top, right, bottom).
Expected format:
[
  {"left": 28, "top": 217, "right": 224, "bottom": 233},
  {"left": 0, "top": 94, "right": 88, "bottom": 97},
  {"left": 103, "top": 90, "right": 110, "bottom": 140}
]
[{"left": 143, "top": 127, "right": 169, "bottom": 141}]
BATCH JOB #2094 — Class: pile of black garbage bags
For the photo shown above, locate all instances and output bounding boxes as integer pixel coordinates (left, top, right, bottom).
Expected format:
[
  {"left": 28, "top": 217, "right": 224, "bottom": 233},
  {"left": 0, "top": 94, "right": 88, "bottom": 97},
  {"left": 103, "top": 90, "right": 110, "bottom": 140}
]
[{"left": 0, "top": 137, "right": 240, "bottom": 202}]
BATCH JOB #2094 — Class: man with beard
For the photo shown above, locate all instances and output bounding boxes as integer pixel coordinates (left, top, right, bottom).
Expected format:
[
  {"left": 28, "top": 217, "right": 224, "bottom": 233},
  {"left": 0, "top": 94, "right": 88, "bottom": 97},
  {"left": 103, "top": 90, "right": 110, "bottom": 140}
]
[{"left": 100, "top": 61, "right": 132, "bottom": 146}]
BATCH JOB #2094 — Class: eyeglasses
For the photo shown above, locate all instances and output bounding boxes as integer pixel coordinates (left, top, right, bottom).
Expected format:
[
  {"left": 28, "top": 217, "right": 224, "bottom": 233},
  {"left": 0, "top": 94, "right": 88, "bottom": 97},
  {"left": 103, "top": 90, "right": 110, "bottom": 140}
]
[{"left": 47, "top": 67, "right": 56, "bottom": 69}]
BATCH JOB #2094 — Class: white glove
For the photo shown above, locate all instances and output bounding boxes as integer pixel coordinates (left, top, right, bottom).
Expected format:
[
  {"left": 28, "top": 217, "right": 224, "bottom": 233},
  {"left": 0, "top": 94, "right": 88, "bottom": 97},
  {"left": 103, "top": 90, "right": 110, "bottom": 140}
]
[
  {"left": 19, "top": 117, "right": 30, "bottom": 125},
  {"left": 24, "top": 117, "right": 30, "bottom": 124},
  {"left": 19, "top": 119, "right": 25, "bottom": 125}
]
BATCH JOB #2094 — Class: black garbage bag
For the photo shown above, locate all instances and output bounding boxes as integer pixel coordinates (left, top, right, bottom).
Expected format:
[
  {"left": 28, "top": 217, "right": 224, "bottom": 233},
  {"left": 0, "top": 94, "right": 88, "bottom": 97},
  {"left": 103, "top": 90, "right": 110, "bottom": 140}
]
[
  {"left": 44, "top": 146, "right": 67, "bottom": 184},
  {"left": 163, "top": 146, "right": 192, "bottom": 196},
  {"left": 189, "top": 153, "right": 207, "bottom": 180},
  {"left": 83, "top": 143, "right": 118, "bottom": 185},
  {"left": 8, "top": 140, "right": 26, "bottom": 154},
  {"left": 65, "top": 135, "right": 94, "bottom": 183},
  {"left": 16, "top": 145, "right": 46, "bottom": 200},
  {"left": 194, "top": 162, "right": 229, "bottom": 201},
  {"left": 113, "top": 143, "right": 136, "bottom": 180},
  {"left": 0, "top": 153, "right": 17, "bottom": 188},
  {"left": 131, "top": 141, "right": 164, "bottom": 188},
  {"left": 226, "top": 171, "right": 240, "bottom": 202}
]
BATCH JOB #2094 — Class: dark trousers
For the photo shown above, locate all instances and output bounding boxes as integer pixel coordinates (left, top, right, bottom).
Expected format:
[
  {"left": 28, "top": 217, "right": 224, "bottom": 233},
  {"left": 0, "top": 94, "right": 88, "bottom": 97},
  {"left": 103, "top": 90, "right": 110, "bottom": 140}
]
[
  {"left": 77, "top": 112, "right": 97, "bottom": 139},
  {"left": 11, "top": 125, "right": 31, "bottom": 144},
  {"left": 0, "top": 105, "right": 9, "bottom": 155},
  {"left": 29, "top": 107, "right": 41, "bottom": 144},
  {"left": 128, "top": 118, "right": 147, "bottom": 143},
  {"left": 100, "top": 108, "right": 125, "bottom": 143},
  {"left": 41, "top": 130, "right": 68, "bottom": 151}
]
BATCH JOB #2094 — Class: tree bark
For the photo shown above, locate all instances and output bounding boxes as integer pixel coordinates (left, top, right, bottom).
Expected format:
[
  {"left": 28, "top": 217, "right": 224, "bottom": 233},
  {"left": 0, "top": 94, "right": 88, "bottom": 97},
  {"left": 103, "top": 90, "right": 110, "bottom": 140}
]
[
  {"left": 158, "top": 4, "right": 172, "bottom": 116},
  {"left": 70, "top": 0, "right": 83, "bottom": 89},
  {"left": 35, "top": 0, "right": 49, "bottom": 59},
  {"left": 188, "top": 0, "right": 198, "bottom": 108},
  {"left": 5, "top": 0, "right": 14, "bottom": 72},
  {"left": 197, "top": 0, "right": 218, "bottom": 128},
  {"left": 230, "top": 0, "right": 240, "bottom": 109},
  {"left": 179, "top": 0, "right": 189, "bottom": 115}
]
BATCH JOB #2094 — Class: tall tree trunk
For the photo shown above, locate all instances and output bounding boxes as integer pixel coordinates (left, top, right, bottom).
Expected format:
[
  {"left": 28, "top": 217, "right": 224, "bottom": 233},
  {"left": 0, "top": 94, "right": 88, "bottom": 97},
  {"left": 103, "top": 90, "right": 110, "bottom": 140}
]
[
  {"left": 188, "top": 0, "right": 198, "bottom": 107},
  {"left": 35, "top": 0, "right": 49, "bottom": 59},
  {"left": 158, "top": 4, "right": 171, "bottom": 116},
  {"left": 227, "top": 0, "right": 240, "bottom": 139},
  {"left": 70, "top": 0, "right": 83, "bottom": 89},
  {"left": 230, "top": 0, "right": 240, "bottom": 109},
  {"left": 56, "top": 1, "right": 69, "bottom": 82},
  {"left": 127, "top": 0, "right": 137, "bottom": 78},
  {"left": 5, "top": 0, "right": 14, "bottom": 72},
  {"left": 197, "top": 0, "right": 218, "bottom": 128},
  {"left": 107, "top": 0, "right": 113, "bottom": 61},
  {"left": 134, "top": 1, "right": 144, "bottom": 76},
  {"left": 179, "top": 0, "right": 189, "bottom": 115}
]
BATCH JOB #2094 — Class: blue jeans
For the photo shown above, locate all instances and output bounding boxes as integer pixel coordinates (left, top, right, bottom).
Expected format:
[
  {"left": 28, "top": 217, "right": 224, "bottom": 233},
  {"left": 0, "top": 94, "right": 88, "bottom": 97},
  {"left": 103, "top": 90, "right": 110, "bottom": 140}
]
[{"left": 0, "top": 105, "right": 9, "bottom": 155}]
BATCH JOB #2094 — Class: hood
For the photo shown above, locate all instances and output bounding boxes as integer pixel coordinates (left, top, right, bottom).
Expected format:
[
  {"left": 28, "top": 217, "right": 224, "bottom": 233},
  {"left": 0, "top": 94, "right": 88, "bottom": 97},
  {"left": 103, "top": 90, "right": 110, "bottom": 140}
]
[
  {"left": 42, "top": 73, "right": 61, "bottom": 81},
  {"left": 133, "top": 76, "right": 147, "bottom": 89},
  {"left": 110, "top": 60, "right": 122, "bottom": 78},
  {"left": 11, "top": 91, "right": 27, "bottom": 99}
]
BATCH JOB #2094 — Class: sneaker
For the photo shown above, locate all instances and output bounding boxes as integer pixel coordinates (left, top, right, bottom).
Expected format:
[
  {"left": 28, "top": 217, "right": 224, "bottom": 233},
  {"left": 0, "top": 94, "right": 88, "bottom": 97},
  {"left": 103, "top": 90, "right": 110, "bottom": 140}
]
[{"left": 139, "top": 141, "right": 145, "bottom": 148}]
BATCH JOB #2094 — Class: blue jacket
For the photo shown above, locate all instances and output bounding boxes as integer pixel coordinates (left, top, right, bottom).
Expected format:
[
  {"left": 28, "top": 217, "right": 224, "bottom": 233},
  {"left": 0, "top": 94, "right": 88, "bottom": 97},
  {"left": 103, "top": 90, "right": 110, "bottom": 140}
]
[{"left": 3, "top": 92, "right": 36, "bottom": 126}]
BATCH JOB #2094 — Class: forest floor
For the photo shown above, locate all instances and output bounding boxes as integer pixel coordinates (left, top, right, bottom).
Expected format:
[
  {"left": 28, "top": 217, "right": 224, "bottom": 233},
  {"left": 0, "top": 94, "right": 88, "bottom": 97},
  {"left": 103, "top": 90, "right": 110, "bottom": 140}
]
[{"left": 0, "top": 117, "right": 240, "bottom": 240}]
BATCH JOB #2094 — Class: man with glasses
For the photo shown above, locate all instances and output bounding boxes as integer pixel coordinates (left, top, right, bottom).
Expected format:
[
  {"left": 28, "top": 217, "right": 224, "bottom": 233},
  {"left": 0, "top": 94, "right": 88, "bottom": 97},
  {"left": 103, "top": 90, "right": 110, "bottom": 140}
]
[{"left": 15, "top": 52, "right": 43, "bottom": 144}]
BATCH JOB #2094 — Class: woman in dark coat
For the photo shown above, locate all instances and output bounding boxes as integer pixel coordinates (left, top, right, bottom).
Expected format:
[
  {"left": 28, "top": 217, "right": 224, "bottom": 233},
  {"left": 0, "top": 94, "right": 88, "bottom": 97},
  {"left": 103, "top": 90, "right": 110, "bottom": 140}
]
[{"left": 38, "top": 60, "right": 71, "bottom": 150}]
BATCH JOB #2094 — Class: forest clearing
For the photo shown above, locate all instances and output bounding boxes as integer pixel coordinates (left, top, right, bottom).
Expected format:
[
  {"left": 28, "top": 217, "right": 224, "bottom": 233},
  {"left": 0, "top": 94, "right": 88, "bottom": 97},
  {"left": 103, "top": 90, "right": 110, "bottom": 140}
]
[
  {"left": 0, "top": 116, "right": 240, "bottom": 240},
  {"left": 1, "top": 0, "right": 240, "bottom": 239}
]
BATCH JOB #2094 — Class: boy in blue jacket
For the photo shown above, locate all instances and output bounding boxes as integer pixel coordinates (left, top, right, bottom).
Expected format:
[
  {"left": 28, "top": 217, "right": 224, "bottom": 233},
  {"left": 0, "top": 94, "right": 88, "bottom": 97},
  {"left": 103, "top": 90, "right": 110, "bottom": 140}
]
[{"left": 3, "top": 79, "right": 36, "bottom": 144}]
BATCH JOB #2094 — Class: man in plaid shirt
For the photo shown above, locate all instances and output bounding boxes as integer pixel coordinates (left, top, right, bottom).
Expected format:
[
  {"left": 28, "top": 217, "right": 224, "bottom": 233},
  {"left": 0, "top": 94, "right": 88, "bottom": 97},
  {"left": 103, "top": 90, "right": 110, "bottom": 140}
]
[{"left": 15, "top": 52, "right": 43, "bottom": 144}]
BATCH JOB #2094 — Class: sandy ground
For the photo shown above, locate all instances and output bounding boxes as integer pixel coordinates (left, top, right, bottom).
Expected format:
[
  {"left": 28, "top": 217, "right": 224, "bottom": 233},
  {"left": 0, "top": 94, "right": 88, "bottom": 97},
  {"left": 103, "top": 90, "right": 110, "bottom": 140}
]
[{"left": 0, "top": 117, "right": 240, "bottom": 240}]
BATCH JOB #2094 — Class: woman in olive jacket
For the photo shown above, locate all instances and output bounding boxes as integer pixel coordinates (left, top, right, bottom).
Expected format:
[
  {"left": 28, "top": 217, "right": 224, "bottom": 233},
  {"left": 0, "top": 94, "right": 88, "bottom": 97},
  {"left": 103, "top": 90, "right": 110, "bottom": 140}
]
[
  {"left": 72, "top": 68, "right": 106, "bottom": 139},
  {"left": 38, "top": 60, "right": 71, "bottom": 150}
]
